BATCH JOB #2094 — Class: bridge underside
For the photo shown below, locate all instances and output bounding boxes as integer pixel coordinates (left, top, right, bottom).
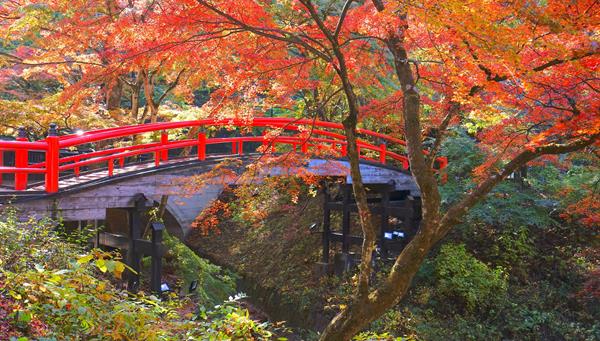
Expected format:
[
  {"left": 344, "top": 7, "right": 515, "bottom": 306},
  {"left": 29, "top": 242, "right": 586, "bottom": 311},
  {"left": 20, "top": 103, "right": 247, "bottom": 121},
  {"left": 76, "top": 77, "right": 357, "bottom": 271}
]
[{"left": 1, "top": 155, "right": 419, "bottom": 238}]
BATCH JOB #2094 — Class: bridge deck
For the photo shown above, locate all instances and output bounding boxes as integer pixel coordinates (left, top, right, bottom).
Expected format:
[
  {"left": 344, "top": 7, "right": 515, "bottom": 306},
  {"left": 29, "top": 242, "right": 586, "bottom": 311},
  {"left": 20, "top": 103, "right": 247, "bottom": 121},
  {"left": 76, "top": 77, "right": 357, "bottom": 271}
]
[
  {"left": 0, "top": 118, "right": 447, "bottom": 194},
  {"left": 0, "top": 156, "right": 197, "bottom": 194}
]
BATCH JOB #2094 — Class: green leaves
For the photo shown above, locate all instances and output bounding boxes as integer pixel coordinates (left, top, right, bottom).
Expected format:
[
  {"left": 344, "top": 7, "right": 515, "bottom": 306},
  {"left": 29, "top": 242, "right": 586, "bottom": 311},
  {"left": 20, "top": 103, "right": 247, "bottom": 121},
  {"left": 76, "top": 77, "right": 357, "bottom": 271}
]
[
  {"left": 0, "top": 209, "right": 282, "bottom": 340},
  {"left": 434, "top": 243, "right": 508, "bottom": 313}
]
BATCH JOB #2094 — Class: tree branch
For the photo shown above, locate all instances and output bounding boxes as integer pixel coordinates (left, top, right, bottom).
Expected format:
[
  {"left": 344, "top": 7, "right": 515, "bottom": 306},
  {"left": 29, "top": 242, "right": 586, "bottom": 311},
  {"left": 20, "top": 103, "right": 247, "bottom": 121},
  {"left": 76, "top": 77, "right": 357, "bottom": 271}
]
[
  {"left": 428, "top": 104, "right": 458, "bottom": 167},
  {"left": 157, "top": 68, "right": 185, "bottom": 105},
  {"left": 195, "top": 0, "right": 332, "bottom": 62},
  {"left": 334, "top": 0, "right": 354, "bottom": 39},
  {"left": 440, "top": 134, "right": 599, "bottom": 231}
]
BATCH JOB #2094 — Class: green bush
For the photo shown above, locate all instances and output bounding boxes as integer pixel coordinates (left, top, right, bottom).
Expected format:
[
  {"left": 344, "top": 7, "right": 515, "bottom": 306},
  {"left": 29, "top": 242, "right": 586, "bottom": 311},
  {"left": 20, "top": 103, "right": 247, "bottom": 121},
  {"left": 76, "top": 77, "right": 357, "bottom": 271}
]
[
  {"left": 434, "top": 243, "right": 508, "bottom": 313},
  {"left": 0, "top": 209, "right": 82, "bottom": 273},
  {"left": 161, "top": 231, "right": 237, "bottom": 305},
  {"left": 0, "top": 208, "right": 278, "bottom": 340}
]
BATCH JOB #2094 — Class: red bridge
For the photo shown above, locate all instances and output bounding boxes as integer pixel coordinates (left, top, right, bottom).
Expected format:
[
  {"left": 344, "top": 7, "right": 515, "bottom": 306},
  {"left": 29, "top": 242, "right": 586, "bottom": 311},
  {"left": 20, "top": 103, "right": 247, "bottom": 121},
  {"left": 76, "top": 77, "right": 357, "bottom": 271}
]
[
  {"left": 0, "top": 118, "right": 449, "bottom": 281},
  {"left": 0, "top": 117, "right": 447, "bottom": 194}
]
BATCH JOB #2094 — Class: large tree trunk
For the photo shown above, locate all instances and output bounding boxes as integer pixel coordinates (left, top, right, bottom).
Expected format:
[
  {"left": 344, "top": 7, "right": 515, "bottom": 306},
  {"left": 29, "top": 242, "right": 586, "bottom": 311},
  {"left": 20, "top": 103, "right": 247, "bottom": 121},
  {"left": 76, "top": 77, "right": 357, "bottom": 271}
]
[
  {"left": 320, "top": 5, "right": 443, "bottom": 340},
  {"left": 320, "top": 224, "right": 440, "bottom": 340}
]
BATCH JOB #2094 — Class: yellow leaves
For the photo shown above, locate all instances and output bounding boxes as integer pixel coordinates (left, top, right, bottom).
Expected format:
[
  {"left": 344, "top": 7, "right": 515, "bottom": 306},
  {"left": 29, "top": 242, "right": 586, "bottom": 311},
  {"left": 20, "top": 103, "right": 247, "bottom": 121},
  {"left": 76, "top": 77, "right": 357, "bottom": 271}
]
[
  {"left": 2, "top": 4, "right": 54, "bottom": 42},
  {"left": 97, "top": 293, "right": 113, "bottom": 302},
  {"left": 9, "top": 290, "right": 22, "bottom": 300},
  {"left": 113, "top": 261, "right": 125, "bottom": 279},
  {"left": 95, "top": 259, "right": 108, "bottom": 273},
  {"left": 77, "top": 254, "right": 94, "bottom": 264},
  {"left": 96, "top": 282, "right": 106, "bottom": 292}
]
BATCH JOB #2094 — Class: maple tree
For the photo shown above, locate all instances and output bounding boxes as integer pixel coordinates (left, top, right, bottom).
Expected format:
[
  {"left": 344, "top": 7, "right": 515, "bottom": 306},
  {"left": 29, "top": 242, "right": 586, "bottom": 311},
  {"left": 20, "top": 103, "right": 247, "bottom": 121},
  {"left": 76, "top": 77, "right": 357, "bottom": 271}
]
[
  {"left": 154, "top": 1, "right": 598, "bottom": 339},
  {"left": 1, "top": 0, "right": 598, "bottom": 339},
  {"left": 0, "top": 0, "right": 195, "bottom": 134}
]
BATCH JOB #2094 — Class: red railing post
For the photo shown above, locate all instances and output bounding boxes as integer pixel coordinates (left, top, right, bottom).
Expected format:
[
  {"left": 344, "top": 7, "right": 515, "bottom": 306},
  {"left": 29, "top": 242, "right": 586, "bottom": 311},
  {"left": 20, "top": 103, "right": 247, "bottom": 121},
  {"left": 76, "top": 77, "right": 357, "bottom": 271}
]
[
  {"left": 341, "top": 144, "right": 347, "bottom": 157},
  {"left": 402, "top": 159, "right": 409, "bottom": 170},
  {"left": 261, "top": 130, "right": 269, "bottom": 153},
  {"left": 108, "top": 159, "right": 114, "bottom": 176},
  {"left": 232, "top": 141, "right": 237, "bottom": 154},
  {"left": 14, "top": 127, "right": 28, "bottom": 190},
  {"left": 0, "top": 146, "right": 3, "bottom": 186},
  {"left": 74, "top": 155, "right": 80, "bottom": 177},
  {"left": 379, "top": 143, "right": 387, "bottom": 164},
  {"left": 198, "top": 132, "right": 206, "bottom": 160},
  {"left": 238, "top": 140, "right": 243, "bottom": 155},
  {"left": 45, "top": 124, "right": 60, "bottom": 193},
  {"left": 160, "top": 131, "right": 168, "bottom": 161},
  {"left": 301, "top": 141, "right": 308, "bottom": 154}
]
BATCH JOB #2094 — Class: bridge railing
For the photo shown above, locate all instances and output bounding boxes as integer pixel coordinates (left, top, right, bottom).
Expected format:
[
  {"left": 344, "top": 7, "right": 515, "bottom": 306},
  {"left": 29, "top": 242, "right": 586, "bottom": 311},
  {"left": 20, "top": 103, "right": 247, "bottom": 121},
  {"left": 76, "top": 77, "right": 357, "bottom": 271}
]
[{"left": 0, "top": 118, "right": 447, "bottom": 193}]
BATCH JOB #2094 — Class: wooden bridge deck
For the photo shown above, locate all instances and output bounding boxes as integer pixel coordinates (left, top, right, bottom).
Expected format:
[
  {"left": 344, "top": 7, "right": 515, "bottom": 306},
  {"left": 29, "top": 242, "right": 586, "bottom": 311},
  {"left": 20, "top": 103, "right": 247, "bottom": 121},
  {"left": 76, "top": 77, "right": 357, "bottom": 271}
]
[{"left": 0, "top": 156, "right": 198, "bottom": 194}]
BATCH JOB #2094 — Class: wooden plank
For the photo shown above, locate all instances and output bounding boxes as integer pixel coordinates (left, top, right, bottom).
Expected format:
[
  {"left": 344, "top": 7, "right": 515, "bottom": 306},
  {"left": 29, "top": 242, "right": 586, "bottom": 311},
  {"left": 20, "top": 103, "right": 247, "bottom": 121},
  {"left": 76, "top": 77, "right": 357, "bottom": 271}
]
[
  {"left": 330, "top": 232, "right": 363, "bottom": 245},
  {"left": 98, "top": 232, "right": 129, "bottom": 249}
]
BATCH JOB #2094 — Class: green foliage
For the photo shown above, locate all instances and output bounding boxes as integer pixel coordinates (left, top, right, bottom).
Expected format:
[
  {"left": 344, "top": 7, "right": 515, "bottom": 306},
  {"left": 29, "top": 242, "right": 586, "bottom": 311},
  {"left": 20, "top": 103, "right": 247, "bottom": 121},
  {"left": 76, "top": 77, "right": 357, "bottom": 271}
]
[
  {"left": 0, "top": 209, "right": 279, "bottom": 340},
  {"left": 433, "top": 243, "right": 508, "bottom": 313},
  {"left": 439, "top": 130, "right": 484, "bottom": 182},
  {"left": 353, "top": 331, "right": 410, "bottom": 340},
  {"left": 161, "top": 231, "right": 237, "bottom": 305},
  {"left": 197, "top": 295, "right": 283, "bottom": 340},
  {"left": 0, "top": 209, "right": 81, "bottom": 272}
]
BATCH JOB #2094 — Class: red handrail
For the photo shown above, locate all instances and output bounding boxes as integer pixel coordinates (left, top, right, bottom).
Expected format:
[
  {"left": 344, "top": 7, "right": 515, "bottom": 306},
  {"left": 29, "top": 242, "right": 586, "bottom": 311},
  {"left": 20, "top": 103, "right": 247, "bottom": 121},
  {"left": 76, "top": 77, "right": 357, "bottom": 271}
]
[{"left": 0, "top": 118, "right": 447, "bottom": 192}]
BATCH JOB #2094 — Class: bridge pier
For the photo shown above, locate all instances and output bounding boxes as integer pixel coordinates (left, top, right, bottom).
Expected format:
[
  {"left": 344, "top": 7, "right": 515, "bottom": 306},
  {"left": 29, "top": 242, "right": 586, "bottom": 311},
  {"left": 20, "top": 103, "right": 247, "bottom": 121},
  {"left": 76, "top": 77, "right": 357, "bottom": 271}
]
[{"left": 317, "top": 182, "right": 421, "bottom": 277}]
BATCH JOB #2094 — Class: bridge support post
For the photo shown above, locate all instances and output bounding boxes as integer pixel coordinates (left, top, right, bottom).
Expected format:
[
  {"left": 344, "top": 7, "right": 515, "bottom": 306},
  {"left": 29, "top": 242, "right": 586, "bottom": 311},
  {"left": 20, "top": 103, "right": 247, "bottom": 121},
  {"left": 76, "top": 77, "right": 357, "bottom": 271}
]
[
  {"left": 379, "top": 188, "right": 390, "bottom": 258},
  {"left": 15, "top": 127, "right": 28, "bottom": 191},
  {"left": 126, "top": 196, "right": 145, "bottom": 292},
  {"left": 341, "top": 184, "right": 351, "bottom": 254},
  {"left": 150, "top": 222, "right": 165, "bottom": 294},
  {"left": 322, "top": 184, "right": 331, "bottom": 264},
  {"left": 45, "top": 124, "right": 60, "bottom": 193}
]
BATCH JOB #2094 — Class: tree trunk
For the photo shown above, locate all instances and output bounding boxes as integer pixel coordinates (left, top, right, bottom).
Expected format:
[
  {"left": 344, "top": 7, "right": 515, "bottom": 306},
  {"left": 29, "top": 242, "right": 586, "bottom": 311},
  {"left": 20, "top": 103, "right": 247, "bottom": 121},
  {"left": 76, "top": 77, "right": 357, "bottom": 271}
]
[
  {"left": 320, "top": 5, "right": 443, "bottom": 340},
  {"left": 320, "top": 217, "right": 442, "bottom": 339},
  {"left": 143, "top": 70, "right": 159, "bottom": 123},
  {"left": 106, "top": 77, "right": 122, "bottom": 110}
]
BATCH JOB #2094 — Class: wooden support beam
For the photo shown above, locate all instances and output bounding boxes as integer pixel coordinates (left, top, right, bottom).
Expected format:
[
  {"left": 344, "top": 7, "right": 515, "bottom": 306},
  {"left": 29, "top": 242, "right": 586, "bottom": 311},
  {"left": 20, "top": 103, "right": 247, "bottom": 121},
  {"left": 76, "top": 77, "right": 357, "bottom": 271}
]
[
  {"left": 322, "top": 184, "right": 331, "bottom": 264},
  {"left": 150, "top": 222, "right": 164, "bottom": 293},
  {"left": 330, "top": 232, "right": 364, "bottom": 245},
  {"left": 341, "top": 184, "right": 351, "bottom": 253},
  {"left": 325, "top": 201, "right": 414, "bottom": 217},
  {"left": 379, "top": 189, "right": 390, "bottom": 257},
  {"left": 126, "top": 195, "right": 145, "bottom": 292}
]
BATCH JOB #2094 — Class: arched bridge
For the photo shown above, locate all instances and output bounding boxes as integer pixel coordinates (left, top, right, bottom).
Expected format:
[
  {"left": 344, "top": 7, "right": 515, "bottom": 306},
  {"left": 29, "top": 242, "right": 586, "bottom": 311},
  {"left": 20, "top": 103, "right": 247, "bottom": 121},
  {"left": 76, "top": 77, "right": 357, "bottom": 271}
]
[{"left": 0, "top": 118, "right": 446, "bottom": 237}]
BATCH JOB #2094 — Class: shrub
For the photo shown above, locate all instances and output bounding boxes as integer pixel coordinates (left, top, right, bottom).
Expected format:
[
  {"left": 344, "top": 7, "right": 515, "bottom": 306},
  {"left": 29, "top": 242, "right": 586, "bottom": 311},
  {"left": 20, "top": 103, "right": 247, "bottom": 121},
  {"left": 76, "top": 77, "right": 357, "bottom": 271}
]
[
  {"left": 434, "top": 243, "right": 508, "bottom": 313},
  {"left": 161, "top": 231, "right": 237, "bottom": 305},
  {"left": 0, "top": 209, "right": 82, "bottom": 273},
  {"left": 0, "top": 208, "right": 278, "bottom": 340}
]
